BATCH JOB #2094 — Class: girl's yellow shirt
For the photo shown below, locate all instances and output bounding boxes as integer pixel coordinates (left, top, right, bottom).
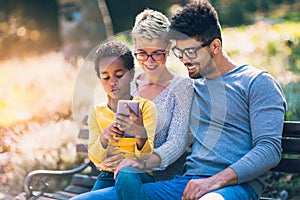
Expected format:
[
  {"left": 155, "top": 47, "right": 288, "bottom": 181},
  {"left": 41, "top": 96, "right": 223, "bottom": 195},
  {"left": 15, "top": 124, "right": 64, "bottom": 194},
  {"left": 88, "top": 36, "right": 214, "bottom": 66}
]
[{"left": 87, "top": 97, "right": 157, "bottom": 171}]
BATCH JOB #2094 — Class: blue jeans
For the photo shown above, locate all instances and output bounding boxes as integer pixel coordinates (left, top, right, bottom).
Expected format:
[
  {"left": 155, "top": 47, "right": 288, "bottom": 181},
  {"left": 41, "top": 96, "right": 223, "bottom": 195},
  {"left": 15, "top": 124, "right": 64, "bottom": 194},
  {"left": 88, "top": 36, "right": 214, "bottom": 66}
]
[
  {"left": 115, "top": 166, "right": 155, "bottom": 199},
  {"left": 92, "top": 167, "right": 154, "bottom": 192},
  {"left": 91, "top": 170, "right": 115, "bottom": 191},
  {"left": 70, "top": 175, "right": 258, "bottom": 200}
]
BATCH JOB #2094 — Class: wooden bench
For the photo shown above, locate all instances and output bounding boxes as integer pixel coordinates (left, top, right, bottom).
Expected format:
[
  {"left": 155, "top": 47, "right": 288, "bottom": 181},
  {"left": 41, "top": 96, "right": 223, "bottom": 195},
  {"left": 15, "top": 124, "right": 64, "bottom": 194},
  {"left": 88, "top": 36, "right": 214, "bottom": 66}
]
[{"left": 15, "top": 121, "right": 300, "bottom": 200}]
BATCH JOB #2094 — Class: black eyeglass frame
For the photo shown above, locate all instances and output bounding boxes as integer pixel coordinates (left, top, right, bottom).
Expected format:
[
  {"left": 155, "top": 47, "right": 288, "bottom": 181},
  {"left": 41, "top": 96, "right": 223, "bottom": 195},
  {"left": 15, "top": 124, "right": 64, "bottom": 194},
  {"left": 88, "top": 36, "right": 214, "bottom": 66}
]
[
  {"left": 133, "top": 51, "right": 167, "bottom": 62},
  {"left": 172, "top": 37, "right": 220, "bottom": 59}
]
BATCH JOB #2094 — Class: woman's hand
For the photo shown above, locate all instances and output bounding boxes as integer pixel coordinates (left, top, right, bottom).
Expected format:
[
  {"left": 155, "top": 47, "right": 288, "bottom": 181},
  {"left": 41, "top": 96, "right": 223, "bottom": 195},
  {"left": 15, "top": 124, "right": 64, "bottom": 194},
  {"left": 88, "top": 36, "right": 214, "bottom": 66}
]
[
  {"left": 96, "top": 146, "right": 125, "bottom": 171},
  {"left": 113, "top": 158, "right": 145, "bottom": 179}
]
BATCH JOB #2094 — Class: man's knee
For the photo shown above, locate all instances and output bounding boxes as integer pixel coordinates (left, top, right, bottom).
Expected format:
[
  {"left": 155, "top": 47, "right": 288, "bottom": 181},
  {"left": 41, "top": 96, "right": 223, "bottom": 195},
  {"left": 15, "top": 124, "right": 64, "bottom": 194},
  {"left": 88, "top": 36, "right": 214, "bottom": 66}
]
[{"left": 199, "top": 192, "right": 225, "bottom": 200}]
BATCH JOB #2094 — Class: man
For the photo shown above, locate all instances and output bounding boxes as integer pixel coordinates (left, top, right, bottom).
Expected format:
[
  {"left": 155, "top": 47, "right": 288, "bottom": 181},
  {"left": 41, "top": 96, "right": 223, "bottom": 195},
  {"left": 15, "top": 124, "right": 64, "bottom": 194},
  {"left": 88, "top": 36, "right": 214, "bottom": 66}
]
[
  {"left": 71, "top": 1, "right": 286, "bottom": 199},
  {"left": 165, "top": 1, "right": 286, "bottom": 199}
]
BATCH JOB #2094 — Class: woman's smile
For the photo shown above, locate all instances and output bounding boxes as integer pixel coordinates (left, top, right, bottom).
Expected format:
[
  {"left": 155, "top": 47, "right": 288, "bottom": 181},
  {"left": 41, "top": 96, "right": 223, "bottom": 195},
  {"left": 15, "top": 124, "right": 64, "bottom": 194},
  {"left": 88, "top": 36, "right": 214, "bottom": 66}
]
[{"left": 144, "top": 64, "right": 159, "bottom": 71}]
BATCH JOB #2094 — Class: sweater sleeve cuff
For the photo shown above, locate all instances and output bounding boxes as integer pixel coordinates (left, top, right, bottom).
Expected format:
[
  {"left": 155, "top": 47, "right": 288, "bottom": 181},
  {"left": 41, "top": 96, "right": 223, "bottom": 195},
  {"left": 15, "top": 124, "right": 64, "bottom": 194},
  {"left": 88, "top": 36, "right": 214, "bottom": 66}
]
[
  {"left": 153, "top": 149, "right": 168, "bottom": 170},
  {"left": 135, "top": 139, "right": 153, "bottom": 160}
]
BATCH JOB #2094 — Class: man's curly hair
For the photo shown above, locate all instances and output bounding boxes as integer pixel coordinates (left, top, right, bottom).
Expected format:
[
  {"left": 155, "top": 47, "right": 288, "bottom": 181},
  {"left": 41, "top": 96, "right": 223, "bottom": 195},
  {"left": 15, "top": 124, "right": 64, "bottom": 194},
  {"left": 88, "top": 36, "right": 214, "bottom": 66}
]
[
  {"left": 169, "top": 0, "right": 222, "bottom": 43},
  {"left": 94, "top": 41, "right": 134, "bottom": 78}
]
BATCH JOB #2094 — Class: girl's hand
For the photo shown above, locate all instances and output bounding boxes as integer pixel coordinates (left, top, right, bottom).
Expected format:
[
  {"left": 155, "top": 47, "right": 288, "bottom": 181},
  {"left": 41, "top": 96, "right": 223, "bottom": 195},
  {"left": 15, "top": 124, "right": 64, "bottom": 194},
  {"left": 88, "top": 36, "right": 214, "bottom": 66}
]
[
  {"left": 114, "top": 104, "right": 146, "bottom": 138},
  {"left": 101, "top": 123, "right": 125, "bottom": 146}
]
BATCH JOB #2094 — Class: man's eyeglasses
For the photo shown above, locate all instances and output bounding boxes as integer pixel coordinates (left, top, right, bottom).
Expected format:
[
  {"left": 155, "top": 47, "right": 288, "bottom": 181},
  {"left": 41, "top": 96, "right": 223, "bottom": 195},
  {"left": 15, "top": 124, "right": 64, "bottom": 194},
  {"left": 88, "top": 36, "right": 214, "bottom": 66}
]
[
  {"left": 134, "top": 52, "right": 166, "bottom": 61},
  {"left": 172, "top": 38, "right": 217, "bottom": 59}
]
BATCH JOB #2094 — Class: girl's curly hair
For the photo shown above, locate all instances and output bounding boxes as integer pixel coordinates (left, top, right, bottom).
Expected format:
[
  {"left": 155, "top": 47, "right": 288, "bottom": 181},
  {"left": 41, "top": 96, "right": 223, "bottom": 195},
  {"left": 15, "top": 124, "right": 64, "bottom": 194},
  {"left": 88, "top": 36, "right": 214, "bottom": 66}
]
[{"left": 94, "top": 41, "right": 134, "bottom": 78}]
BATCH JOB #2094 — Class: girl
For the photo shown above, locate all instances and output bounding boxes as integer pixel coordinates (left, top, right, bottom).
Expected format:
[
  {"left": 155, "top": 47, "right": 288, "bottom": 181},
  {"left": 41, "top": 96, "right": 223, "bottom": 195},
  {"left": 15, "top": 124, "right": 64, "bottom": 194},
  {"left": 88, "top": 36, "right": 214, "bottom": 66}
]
[{"left": 88, "top": 41, "right": 157, "bottom": 190}]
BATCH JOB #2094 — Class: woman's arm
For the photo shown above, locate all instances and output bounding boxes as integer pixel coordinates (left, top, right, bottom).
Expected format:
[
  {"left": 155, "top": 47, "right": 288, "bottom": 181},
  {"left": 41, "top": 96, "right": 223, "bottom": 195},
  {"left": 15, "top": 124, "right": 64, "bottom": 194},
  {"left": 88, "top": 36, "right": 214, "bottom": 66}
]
[
  {"left": 134, "top": 99, "right": 157, "bottom": 160},
  {"left": 153, "top": 77, "right": 194, "bottom": 169}
]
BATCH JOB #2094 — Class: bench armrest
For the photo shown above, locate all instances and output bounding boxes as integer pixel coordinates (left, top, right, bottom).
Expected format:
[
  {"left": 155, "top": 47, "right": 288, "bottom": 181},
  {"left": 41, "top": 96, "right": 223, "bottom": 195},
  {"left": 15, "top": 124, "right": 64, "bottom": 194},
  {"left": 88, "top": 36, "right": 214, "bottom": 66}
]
[{"left": 24, "top": 160, "right": 94, "bottom": 198}]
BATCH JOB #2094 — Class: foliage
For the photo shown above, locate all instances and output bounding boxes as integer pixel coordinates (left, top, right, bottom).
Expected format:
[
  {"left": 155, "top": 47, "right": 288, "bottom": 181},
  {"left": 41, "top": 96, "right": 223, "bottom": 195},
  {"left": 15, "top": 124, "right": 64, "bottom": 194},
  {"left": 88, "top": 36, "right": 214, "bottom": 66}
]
[
  {"left": 0, "top": 0, "right": 60, "bottom": 60},
  {"left": 0, "top": 53, "right": 77, "bottom": 127},
  {"left": 0, "top": 53, "right": 82, "bottom": 195},
  {"left": 0, "top": 120, "right": 82, "bottom": 194},
  {"left": 284, "top": 81, "right": 300, "bottom": 121},
  {"left": 262, "top": 172, "right": 300, "bottom": 199},
  {"left": 211, "top": 0, "right": 299, "bottom": 27},
  {"left": 1, "top": 0, "right": 299, "bottom": 62},
  {"left": 105, "top": 0, "right": 172, "bottom": 33},
  {"left": 288, "top": 38, "right": 300, "bottom": 72}
]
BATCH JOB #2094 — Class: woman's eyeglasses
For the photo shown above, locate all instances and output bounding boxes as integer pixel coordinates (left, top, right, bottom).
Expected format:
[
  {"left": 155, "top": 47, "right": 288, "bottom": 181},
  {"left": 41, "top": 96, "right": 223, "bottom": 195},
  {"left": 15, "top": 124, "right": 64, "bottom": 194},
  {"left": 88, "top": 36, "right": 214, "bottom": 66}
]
[{"left": 134, "top": 52, "right": 166, "bottom": 61}]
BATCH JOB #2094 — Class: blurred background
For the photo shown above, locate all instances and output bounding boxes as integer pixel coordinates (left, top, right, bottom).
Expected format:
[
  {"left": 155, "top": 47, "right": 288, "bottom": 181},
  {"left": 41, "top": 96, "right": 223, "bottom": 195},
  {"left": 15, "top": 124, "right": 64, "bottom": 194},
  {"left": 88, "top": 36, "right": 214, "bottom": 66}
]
[{"left": 0, "top": 0, "right": 299, "bottom": 199}]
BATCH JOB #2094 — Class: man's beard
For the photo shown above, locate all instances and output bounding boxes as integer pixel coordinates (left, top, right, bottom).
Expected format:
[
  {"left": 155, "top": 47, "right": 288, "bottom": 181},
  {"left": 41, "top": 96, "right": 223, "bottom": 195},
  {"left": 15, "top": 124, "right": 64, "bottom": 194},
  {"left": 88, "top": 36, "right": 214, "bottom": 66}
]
[
  {"left": 185, "top": 63, "right": 202, "bottom": 79},
  {"left": 189, "top": 70, "right": 203, "bottom": 79}
]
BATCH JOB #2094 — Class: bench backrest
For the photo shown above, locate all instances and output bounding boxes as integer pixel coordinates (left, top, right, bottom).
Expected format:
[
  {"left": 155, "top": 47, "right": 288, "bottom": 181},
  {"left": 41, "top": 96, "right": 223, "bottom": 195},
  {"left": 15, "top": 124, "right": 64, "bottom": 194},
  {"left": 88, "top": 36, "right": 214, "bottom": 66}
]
[
  {"left": 76, "top": 115, "right": 89, "bottom": 154},
  {"left": 271, "top": 121, "right": 300, "bottom": 173},
  {"left": 76, "top": 121, "right": 300, "bottom": 174}
]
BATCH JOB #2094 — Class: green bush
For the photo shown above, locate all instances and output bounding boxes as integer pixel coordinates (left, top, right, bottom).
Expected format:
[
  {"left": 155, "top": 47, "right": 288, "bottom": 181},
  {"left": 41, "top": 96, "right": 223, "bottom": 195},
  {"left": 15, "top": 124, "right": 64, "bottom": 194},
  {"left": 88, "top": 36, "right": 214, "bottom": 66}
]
[
  {"left": 262, "top": 172, "right": 300, "bottom": 199},
  {"left": 284, "top": 81, "right": 300, "bottom": 121},
  {"left": 288, "top": 38, "right": 300, "bottom": 72}
]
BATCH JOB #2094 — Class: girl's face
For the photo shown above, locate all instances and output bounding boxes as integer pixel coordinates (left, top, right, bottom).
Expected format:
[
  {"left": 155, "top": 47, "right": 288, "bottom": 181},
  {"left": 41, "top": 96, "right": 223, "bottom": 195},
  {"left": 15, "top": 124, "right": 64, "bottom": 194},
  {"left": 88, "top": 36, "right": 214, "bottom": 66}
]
[
  {"left": 98, "top": 57, "right": 133, "bottom": 100},
  {"left": 134, "top": 38, "right": 170, "bottom": 76}
]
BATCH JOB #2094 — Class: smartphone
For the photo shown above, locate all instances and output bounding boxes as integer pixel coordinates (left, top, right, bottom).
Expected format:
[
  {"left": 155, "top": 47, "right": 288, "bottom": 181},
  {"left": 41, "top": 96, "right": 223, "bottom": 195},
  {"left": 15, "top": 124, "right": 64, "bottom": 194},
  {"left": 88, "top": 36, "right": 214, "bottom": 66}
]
[
  {"left": 117, "top": 100, "right": 139, "bottom": 117},
  {"left": 117, "top": 100, "right": 139, "bottom": 138}
]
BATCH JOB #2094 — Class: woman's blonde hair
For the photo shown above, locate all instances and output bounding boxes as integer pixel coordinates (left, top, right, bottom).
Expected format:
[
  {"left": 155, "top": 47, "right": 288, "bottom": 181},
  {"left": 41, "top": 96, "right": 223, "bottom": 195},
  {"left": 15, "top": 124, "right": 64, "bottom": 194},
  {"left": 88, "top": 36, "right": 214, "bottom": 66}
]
[{"left": 132, "top": 9, "right": 170, "bottom": 42}]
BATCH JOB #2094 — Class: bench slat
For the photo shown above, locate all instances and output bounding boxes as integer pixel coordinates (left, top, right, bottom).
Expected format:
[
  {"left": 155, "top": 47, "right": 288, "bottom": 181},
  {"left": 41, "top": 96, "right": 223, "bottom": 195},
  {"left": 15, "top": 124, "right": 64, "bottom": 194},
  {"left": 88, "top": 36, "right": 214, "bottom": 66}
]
[
  {"left": 282, "top": 121, "right": 300, "bottom": 138},
  {"left": 70, "top": 174, "right": 97, "bottom": 188},
  {"left": 63, "top": 185, "right": 91, "bottom": 194},
  {"left": 271, "top": 158, "right": 300, "bottom": 173},
  {"left": 54, "top": 191, "right": 77, "bottom": 198},
  {"left": 281, "top": 138, "right": 300, "bottom": 154},
  {"left": 78, "top": 129, "right": 89, "bottom": 139},
  {"left": 76, "top": 144, "right": 88, "bottom": 154},
  {"left": 32, "top": 191, "right": 71, "bottom": 200}
]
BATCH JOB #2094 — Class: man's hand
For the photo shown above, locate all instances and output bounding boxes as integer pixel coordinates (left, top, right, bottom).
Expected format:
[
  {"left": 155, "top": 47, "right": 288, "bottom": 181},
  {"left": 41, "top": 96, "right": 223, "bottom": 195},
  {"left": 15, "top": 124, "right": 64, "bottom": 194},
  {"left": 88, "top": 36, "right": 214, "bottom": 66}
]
[
  {"left": 182, "top": 178, "right": 218, "bottom": 200},
  {"left": 182, "top": 168, "right": 238, "bottom": 200}
]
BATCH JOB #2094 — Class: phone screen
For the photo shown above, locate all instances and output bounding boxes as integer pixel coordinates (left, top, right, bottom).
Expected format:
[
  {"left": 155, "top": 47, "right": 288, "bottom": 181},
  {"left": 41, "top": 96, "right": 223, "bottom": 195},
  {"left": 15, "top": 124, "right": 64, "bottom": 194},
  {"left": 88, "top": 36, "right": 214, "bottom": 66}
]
[
  {"left": 117, "top": 100, "right": 139, "bottom": 117},
  {"left": 117, "top": 100, "right": 139, "bottom": 138}
]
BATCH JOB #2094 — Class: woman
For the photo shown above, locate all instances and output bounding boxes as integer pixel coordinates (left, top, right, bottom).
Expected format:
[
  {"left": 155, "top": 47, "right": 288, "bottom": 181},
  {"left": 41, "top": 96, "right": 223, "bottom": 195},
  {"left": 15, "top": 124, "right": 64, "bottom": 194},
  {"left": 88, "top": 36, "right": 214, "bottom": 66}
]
[
  {"left": 70, "top": 9, "right": 193, "bottom": 200},
  {"left": 114, "top": 9, "right": 194, "bottom": 200}
]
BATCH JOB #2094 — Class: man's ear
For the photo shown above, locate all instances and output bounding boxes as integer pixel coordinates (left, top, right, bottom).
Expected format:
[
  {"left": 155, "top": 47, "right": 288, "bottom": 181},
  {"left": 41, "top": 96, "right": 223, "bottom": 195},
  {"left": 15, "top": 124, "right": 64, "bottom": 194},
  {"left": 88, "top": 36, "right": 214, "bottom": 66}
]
[{"left": 212, "top": 38, "right": 222, "bottom": 54}]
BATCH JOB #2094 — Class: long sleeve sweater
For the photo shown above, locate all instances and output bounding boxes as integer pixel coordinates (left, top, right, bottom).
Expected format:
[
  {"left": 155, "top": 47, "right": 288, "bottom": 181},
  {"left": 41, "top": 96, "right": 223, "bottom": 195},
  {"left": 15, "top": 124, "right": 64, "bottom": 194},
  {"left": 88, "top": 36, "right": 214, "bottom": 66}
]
[
  {"left": 185, "top": 64, "right": 286, "bottom": 196},
  {"left": 131, "top": 74, "right": 194, "bottom": 169}
]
